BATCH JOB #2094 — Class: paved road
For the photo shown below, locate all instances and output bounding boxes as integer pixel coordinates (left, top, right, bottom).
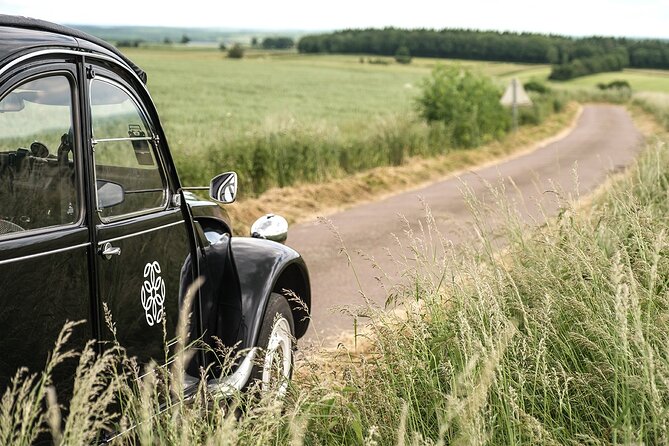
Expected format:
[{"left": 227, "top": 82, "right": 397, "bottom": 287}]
[{"left": 287, "top": 105, "right": 643, "bottom": 345}]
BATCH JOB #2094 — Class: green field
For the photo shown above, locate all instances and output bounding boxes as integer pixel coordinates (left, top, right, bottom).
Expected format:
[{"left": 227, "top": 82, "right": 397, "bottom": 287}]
[
  {"left": 124, "top": 48, "right": 556, "bottom": 192},
  {"left": 555, "top": 68, "right": 669, "bottom": 92},
  {"left": 120, "top": 48, "right": 669, "bottom": 193},
  {"left": 125, "top": 49, "right": 666, "bottom": 136},
  {"left": 126, "top": 49, "right": 551, "bottom": 130}
]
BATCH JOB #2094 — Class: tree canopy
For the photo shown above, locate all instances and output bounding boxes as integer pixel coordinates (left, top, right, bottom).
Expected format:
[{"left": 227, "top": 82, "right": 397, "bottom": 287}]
[{"left": 298, "top": 28, "right": 669, "bottom": 80}]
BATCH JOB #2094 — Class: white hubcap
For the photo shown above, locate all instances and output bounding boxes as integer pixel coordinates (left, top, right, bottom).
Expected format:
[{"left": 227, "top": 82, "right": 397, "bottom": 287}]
[{"left": 261, "top": 316, "right": 292, "bottom": 397}]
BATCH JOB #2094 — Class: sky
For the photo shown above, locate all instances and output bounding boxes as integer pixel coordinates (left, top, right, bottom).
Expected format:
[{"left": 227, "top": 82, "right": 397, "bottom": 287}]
[{"left": 1, "top": 0, "right": 668, "bottom": 39}]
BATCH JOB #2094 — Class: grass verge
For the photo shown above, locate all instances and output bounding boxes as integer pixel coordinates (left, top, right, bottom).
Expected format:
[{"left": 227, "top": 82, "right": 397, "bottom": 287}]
[{"left": 225, "top": 102, "right": 580, "bottom": 234}]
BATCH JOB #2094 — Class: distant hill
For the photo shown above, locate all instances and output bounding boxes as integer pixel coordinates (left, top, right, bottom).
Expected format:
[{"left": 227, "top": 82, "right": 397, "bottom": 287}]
[{"left": 66, "top": 24, "right": 309, "bottom": 45}]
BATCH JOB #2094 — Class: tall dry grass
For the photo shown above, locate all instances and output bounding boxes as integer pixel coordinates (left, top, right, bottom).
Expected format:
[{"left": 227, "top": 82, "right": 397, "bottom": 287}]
[
  {"left": 178, "top": 91, "right": 568, "bottom": 198},
  {"left": 634, "top": 92, "right": 669, "bottom": 131}
]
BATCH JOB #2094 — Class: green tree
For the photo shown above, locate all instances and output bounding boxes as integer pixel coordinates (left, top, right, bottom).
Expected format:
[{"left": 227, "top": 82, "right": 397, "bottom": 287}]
[
  {"left": 251, "top": 36, "right": 258, "bottom": 47},
  {"left": 416, "top": 66, "right": 510, "bottom": 147},
  {"left": 296, "top": 28, "right": 669, "bottom": 70},
  {"left": 394, "top": 45, "right": 412, "bottom": 64},
  {"left": 227, "top": 44, "right": 245, "bottom": 59},
  {"left": 180, "top": 34, "right": 190, "bottom": 44},
  {"left": 262, "top": 37, "right": 295, "bottom": 50}
]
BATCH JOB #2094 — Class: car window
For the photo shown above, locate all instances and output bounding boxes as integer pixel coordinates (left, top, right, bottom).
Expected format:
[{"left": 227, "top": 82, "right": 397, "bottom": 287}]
[
  {"left": 90, "top": 78, "right": 166, "bottom": 220},
  {"left": 0, "top": 75, "right": 78, "bottom": 236}
]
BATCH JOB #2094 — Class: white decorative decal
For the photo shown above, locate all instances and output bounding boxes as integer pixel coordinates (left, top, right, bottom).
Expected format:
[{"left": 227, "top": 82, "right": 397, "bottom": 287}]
[{"left": 141, "top": 261, "right": 165, "bottom": 326}]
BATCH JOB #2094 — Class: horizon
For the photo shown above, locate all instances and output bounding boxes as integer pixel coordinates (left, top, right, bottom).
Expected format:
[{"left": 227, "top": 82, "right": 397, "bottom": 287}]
[
  {"left": 2, "top": 0, "right": 668, "bottom": 40},
  {"left": 65, "top": 23, "right": 669, "bottom": 42}
]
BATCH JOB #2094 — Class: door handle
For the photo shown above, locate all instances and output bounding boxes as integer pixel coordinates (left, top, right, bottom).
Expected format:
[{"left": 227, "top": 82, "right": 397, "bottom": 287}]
[{"left": 100, "top": 242, "right": 121, "bottom": 260}]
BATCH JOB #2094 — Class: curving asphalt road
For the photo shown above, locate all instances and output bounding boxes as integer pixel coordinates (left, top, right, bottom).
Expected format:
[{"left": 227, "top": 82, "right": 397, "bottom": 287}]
[{"left": 287, "top": 105, "right": 643, "bottom": 345}]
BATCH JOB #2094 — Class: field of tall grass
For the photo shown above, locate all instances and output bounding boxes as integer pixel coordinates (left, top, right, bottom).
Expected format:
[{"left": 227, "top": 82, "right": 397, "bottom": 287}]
[
  {"left": 119, "top": 49, "right": 668, "bottom": 200},
  {"left": 125, "top": 50, "right": 575, "bottom": 196},
  {"left": 2, "top": 95, "right": 668, "bottom": 444},
  {"left": 634, "top": 92, "right": 669, "bottom": 130}
]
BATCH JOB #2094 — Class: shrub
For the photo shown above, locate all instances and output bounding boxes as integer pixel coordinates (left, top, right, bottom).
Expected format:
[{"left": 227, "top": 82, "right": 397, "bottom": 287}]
[
  {"left": 394, "top": 46, "right": 412, "bottom": 64},
  {"left": 523, "top": 80, "right": 551, "bottom": 94},
  {"left": 416, "top": 66, "right": 510, "bottom": 147},
  {"left": 597, "top": 80, "right": 632, "bottom": 90},
  {"left": 368, "top": 57, "right": 390, "bottom": 65},
  {"left": 549, "top": 50, "right": 629, "bottom": 80},
  {"left": 227, "top": 44, "right": 244, "bottom": 59},
  {"left": 116, "top": 40, "right": 141, "bottom": 48}
]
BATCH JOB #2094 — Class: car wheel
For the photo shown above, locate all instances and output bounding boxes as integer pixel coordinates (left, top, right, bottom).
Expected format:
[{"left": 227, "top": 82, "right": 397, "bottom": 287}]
[{"left": 252, "top": 292, "right": 295, "bottom": 397}]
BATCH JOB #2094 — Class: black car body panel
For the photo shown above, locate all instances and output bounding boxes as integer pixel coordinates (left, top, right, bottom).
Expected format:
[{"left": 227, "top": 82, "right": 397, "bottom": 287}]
[
  {"left": 0, "top": 16, "right": 310, "bottom": 396},
  {"left": 231, "top": 237, "right": 311, "bottom": 345}
]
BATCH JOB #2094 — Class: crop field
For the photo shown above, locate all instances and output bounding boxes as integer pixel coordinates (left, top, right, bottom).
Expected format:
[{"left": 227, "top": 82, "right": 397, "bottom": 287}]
[
  {"left": 126, "top": 49, "right": 547, "bottom": 128},
  {"left": 122, "top": 48, "right": 556, "bottom": 192},
  {"left": 557, "top": 68, "right": 669, "bottom": 92},
  {"left": 121, "top": 48, "right": 669, "bottom": 197}
]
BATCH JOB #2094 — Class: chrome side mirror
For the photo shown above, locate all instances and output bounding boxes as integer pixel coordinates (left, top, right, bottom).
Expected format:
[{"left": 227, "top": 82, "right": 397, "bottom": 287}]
[
  {"left": 210, "top": 171, "right": 237, "bottom": 204},
  {"left": 251, "top": 214, "right": 288, "bottom": 243}
]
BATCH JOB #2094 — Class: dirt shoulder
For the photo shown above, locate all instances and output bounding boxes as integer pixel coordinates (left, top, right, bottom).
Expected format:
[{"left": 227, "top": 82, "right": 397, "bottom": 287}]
[{"left": 225, "top": 103, "right": 582, "bottom": 234}]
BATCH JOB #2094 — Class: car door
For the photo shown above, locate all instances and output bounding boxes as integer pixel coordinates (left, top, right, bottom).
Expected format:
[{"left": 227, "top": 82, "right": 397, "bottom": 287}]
[
  {"left": 0, "top": 61, "right": 92, "bottom": 390},
  {"left": 87, "top": 65, "right": 195, "bottom": 368}
]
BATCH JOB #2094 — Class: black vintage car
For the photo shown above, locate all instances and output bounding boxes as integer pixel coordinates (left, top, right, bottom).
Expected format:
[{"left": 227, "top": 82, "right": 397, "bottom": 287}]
[{"left": 0, "top": 15, "right": 310, "bottom": 399}]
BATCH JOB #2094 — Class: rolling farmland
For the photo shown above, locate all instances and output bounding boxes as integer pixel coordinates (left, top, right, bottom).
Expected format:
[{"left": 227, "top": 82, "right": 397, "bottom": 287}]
[{"left": 122, "top": 48, "right": 668, "bottom": 193}]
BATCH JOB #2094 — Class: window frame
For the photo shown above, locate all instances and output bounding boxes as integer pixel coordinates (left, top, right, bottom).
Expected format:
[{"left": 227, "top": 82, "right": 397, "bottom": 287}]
[
  {"left": 88, "top": 74, "right": 170, "bottom": 224},
  {"left": 0, "top": 67, "right": 85, "bottom": 241}
]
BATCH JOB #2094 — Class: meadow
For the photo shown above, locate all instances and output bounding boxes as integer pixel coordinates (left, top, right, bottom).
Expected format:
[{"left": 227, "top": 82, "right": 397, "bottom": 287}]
[
  {"left": 123, "top": 49, "right": 564, "bottom": 195},
  {"left": 121, "top": 48, "right": 669, "bottom": 204}
]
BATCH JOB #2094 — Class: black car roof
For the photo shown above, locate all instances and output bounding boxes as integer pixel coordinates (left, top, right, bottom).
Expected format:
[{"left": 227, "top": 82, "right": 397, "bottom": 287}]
[{"left": 0, "top": 15, "right": 147, "bottom": 83}]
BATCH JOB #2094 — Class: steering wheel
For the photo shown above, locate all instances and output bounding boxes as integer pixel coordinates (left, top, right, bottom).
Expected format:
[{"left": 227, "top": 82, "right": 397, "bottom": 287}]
[{"left": 0, "top": 219, "right": 24, "bottom": 234}]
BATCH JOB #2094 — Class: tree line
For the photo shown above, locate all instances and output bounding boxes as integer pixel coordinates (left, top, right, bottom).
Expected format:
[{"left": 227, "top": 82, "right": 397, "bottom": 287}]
[
  {"left": 297, "top": 28, "right": 669, "bottom": 80},
  {"left": 261, "top": 37, "right": 295, "bottom": 50}
]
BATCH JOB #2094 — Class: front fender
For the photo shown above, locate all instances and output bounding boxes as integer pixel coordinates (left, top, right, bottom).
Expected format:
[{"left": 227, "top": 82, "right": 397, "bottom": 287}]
[{"left": 231, "top": 237, "right": 311, "bottom": 348}]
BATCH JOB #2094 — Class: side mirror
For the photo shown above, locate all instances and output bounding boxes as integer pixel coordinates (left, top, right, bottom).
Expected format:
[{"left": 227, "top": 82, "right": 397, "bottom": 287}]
[
  {"left": 251, "top": 214, "right": 288, "bottom": 243},
  {"left": 210, "top": 172, "right": 237, "bottom": 204},
  {"left": 97, "top": 179, "right": 125, "bottom": 209}
]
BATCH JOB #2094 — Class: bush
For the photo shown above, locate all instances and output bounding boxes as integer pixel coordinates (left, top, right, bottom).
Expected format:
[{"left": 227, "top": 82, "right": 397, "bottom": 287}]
[
  {"left": 523, "top": 80, "right": 551, "bottom": 94},
  {"left": 598, "top": 80, "right": 632, "bottom": 91},
  {"left": 394, "top": 46, "right": 412, "bottom": 64},
  {"left": 116, "top": 40, "right": 141, "bottom": 48},
  {"left": 549, "top": 50, "right": 629, "bottom": 80},
  {"left": 227, "top": 44, "right": 244, "bottom": 59},
  {"left": 416, "top": 66, "right": 510, "bottom": 147},
  {"left": 368, "top": 57, "right": 390, "bottom": 65}
]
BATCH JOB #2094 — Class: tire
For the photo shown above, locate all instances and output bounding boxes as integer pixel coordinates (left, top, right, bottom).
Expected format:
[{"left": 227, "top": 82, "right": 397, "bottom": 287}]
[{"left": 249, "top": 292, "right": 295, "bottom": 397}]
